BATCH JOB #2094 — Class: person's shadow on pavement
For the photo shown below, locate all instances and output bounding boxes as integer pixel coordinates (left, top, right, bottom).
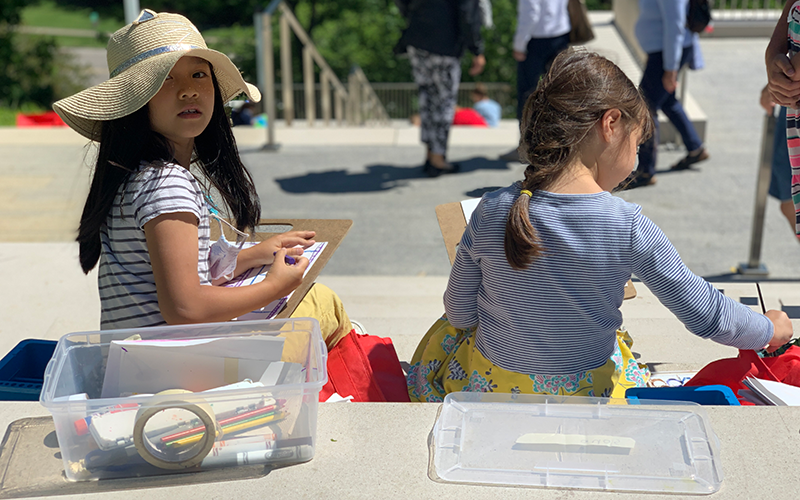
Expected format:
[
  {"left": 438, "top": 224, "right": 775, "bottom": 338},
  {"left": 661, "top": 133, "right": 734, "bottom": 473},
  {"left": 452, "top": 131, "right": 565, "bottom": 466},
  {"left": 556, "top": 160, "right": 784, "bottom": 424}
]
[{"left": 274, "top": 156, "right": 509, "bottom": 193}]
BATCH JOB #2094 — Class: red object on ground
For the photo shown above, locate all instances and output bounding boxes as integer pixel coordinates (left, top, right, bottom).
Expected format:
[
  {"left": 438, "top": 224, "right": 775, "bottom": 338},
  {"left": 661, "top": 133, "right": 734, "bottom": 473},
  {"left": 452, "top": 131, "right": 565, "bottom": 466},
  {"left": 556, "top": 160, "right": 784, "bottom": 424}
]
[
  {"left": 16, "top": 111, "right": 67, "bottom": 127},
  {"left": 685, "top": 346, "right": 800, "bottom": 405},
  {"left": 319, "top": 329, "right": 411, "bottom": 403},
  {"left": 452, "top": 108, "right": 488, "bottom": 127}
]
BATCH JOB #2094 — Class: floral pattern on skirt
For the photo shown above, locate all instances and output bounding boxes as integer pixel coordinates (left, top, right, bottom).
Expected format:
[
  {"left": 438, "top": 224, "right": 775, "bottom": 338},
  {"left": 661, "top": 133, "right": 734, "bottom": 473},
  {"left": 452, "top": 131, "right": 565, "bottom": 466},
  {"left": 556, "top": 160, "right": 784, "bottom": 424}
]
[{"left": 407, "top": 316, "right": 650, "bottom": 402}]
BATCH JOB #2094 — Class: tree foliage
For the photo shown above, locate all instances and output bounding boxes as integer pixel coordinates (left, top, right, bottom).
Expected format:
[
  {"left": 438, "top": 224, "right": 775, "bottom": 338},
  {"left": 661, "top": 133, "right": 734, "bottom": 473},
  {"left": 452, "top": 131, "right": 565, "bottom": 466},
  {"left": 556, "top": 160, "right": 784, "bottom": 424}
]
[
  {"left": 0, "top": 0, "right": 62, "bottom": 108},
  {"left": 49, "top": 0, "right": 615, "bottom": 111}
]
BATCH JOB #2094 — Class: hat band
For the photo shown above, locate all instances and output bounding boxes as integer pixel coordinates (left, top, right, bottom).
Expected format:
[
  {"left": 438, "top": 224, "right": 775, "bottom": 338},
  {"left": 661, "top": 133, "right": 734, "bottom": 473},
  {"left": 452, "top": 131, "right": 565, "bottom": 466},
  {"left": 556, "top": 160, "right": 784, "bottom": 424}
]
[{"left": 110, "top": 44, "right": 201, "bottom": 78}]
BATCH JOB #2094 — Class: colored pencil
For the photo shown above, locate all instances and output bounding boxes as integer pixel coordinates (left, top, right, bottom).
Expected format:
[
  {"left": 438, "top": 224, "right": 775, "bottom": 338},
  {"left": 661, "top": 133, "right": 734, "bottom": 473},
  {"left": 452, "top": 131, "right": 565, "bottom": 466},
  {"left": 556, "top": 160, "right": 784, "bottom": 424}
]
[
  {"left": 160, "top": 403, "right": 279, "bottom": 443},
  {"left": 168, "top": 411, "right": 287, "bottom": 447}
]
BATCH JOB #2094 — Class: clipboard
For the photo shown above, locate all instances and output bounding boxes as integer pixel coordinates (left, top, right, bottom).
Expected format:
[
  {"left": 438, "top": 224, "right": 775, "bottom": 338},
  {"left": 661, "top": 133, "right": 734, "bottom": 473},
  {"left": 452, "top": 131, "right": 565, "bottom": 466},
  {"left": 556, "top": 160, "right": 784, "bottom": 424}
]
[
  {"left": 434, "top": 202, "right": 637, "bottom": 300},
  {"left": 212, "top": 218, "right": 353, "bottom": 318}
]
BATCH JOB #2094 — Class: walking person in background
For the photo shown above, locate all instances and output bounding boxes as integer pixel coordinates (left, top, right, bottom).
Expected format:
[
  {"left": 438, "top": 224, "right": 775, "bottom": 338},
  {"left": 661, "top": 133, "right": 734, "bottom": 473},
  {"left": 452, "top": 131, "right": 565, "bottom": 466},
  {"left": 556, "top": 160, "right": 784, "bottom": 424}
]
[
  {"left": 624, "top": 0, "right": 708, "bottom": 190},
  {"left": 395, "top": 0, "right": 486, "bottom": 177},
  {"left": 500, "top": 0, "right": 570, "bottom": 163}
]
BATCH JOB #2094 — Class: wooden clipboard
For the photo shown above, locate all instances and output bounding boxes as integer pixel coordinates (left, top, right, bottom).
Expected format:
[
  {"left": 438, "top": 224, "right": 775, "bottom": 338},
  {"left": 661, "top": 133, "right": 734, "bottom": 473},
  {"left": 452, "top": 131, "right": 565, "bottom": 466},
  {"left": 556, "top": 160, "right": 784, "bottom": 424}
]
[
  {"left": 435, "top": 202, "right": 637, "bottom": 300},
  {"left": 212, "top": 218, "right": 353, "bottom": 318}
]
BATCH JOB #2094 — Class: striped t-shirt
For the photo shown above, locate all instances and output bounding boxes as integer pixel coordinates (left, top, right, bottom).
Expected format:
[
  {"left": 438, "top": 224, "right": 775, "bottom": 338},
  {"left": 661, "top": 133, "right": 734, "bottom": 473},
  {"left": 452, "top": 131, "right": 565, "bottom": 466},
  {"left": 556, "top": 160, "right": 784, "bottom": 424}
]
[
  {"left": 98, "top": 162, "right": 211, "bottom": 330},
  {"left": 444, "top": 185, "right": 773, "bottom": 375},
  {"left": 785, "top": 1, "right": 800, "bottom": 237}
]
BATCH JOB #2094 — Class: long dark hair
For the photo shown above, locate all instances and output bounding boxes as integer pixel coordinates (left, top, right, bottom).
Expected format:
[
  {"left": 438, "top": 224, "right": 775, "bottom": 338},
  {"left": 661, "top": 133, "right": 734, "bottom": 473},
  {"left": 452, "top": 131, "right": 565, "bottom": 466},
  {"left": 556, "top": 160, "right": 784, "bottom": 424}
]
[
  {"left": 504, "top": 49, "right": 654, "bottom": 270},
  {"left": 77, "top": 71, "right": 261, "bottom": 273}
]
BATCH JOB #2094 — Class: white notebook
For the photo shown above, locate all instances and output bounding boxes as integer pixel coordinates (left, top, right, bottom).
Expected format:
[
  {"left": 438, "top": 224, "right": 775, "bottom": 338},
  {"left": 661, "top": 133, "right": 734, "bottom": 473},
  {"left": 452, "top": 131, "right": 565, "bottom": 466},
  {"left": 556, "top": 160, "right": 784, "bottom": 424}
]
[{"left": 742, "top": 377, "right": 800, "bottom": 406}]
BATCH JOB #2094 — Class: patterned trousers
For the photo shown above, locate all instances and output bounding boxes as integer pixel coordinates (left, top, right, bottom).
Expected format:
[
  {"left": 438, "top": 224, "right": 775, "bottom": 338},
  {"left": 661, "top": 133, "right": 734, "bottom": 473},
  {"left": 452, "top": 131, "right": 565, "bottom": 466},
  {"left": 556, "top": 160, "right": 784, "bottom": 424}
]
[{"left": 408, "top": 46, "right": 461, "bottom": 156}]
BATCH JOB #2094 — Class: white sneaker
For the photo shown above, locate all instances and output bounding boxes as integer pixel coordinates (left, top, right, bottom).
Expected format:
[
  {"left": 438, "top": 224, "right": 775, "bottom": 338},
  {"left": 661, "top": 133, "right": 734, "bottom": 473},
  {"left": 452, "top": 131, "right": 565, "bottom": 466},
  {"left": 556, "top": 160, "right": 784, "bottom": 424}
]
[{"left": 351, "top": 319, "right": 368, "bottom": 336}]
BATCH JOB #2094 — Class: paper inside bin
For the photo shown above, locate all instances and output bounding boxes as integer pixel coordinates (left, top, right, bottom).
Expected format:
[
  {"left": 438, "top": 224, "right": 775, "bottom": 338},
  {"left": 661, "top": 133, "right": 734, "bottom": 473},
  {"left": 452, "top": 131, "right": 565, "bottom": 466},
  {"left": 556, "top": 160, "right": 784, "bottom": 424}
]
[{"left": 101, "top": 336, "right": 285, "bottom": 398}]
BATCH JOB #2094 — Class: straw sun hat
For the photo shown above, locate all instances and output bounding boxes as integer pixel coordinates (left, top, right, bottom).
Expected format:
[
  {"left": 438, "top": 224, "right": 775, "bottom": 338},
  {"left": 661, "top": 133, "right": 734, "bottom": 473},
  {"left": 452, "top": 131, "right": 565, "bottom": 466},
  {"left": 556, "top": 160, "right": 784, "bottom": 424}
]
[{"left": 53, "top": 9, "right": 261, "bottom": 141}]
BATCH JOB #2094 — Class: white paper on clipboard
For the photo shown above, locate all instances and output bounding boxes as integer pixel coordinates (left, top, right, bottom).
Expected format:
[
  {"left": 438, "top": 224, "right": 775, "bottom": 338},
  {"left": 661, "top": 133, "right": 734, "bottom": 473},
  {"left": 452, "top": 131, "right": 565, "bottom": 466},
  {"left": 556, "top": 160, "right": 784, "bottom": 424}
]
[
  {"left": 223, "top": 241, "right": 328, "bottom": 320},
  {"left": 460, "top": 198, "right": 480, "bottom": 223}
]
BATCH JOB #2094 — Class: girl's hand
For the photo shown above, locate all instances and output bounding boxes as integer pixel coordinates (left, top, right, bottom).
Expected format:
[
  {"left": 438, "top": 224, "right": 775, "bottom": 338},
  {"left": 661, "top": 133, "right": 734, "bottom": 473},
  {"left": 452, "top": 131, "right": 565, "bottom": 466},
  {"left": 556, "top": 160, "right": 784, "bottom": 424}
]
[
  {"left": 767, "top": 52, "right": 800, "bottom": 106},
  {"left": 262, "top": 247, "right": 309, "bottom": 298},
  {"left": 764, "top": 309, "right": 793, "bottom": 353},
  {"left": 249, "top": 231, "right": 316, "bottom": 267}
]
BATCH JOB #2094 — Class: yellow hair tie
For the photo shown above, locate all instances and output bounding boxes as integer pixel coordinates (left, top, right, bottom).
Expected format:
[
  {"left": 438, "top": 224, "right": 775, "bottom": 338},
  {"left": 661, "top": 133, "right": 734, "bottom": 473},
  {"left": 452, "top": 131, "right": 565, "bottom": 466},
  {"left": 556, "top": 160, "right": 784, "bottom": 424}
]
[{"left": 520, "top": 190, "right": 533, "bottom": 197}]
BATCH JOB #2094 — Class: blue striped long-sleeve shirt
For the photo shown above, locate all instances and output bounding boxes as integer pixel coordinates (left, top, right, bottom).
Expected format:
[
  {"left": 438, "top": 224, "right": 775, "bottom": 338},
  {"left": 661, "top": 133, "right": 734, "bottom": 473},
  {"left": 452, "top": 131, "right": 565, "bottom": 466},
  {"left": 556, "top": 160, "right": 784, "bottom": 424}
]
[
  {"left": 634, "top": 0, "right": 704, "bottom": 72},
  {"left": 444, "top": 185, "right": 772, "bottom": 374}
]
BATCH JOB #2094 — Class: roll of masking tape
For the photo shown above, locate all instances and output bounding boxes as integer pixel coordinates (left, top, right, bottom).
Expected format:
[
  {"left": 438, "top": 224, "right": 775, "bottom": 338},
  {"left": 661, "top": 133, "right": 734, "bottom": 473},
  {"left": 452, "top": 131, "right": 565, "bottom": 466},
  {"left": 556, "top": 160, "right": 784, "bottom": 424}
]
[{"left": 132, "top": 389, "right": 218, "bottom": 470}]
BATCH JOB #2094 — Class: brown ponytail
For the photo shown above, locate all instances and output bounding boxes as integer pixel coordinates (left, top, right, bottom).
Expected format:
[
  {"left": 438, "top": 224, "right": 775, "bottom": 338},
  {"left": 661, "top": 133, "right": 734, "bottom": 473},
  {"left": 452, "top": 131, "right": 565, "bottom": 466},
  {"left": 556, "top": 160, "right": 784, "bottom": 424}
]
[{"left": 504, "top": 49, "right": 654, "bottom": 270}]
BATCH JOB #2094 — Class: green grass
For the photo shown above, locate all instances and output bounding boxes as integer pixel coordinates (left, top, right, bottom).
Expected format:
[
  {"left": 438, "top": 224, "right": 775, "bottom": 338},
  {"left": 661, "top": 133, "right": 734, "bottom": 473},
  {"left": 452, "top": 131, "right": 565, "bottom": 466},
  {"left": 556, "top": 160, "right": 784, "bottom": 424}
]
[
  {"left": 21, "top": 0, "right": 123, "bottom": 32},
  {"left": 0, "top": 105, "right": 48, "bottom": 127},
  {"left": 19, "top": 0, "right": 122, "bottom": 48}
]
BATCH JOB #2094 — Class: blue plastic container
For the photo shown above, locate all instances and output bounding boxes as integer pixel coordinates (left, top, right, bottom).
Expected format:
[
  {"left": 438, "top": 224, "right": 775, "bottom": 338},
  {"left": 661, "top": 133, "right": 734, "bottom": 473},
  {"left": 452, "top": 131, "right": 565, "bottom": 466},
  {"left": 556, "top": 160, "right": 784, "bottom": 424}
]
[
  {"left": 626, "top": 385, "right": 740, "bottom": 406},
  {"left": 0, "top": 339, "right": 57, "bottom": 401}
]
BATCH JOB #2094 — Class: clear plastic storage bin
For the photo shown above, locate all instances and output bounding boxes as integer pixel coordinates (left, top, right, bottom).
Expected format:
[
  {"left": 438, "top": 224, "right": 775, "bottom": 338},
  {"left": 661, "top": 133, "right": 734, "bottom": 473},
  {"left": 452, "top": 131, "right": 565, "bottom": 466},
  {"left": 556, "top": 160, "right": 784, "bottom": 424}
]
[
  {"left": 40, "top": 319, "right": 326, "bottom": 481},
  {"left": 433, "top": 392, "right": 723, "bottom": 495}
]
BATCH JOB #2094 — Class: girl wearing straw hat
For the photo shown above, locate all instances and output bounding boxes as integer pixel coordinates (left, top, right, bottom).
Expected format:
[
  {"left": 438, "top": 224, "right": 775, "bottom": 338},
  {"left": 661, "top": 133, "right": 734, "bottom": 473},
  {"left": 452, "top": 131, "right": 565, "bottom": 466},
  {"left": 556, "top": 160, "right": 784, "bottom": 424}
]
[{"left": 53, "top": 10, "right": 353, "bottom": 349}]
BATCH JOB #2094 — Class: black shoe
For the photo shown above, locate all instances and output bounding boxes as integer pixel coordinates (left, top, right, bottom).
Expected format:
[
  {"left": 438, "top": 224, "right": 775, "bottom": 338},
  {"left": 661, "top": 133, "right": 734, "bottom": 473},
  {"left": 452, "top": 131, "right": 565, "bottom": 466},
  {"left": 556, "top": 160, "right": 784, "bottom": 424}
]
[
  {"left": 671, "top": 148, "right": 709, "bottom": 171},
  {"left": 617, "top": 173, "right": 656, "bottom": 191},
  {"left": 423, "top": 160, "right": 441, "bottom": 177},
  {"left": 424, "top": 160, "right": 460, "bottom": 177}
]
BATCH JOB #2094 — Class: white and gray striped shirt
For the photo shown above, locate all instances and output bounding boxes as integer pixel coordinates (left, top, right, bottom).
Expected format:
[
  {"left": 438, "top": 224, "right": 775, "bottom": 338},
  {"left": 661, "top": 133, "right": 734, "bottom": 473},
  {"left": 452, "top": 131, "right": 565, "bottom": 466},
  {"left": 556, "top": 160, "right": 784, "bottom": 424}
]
[
  {"left": 445, "top": 184, "right": 773, "bottom": 375},
  {"left": 98, "top": 162, "right": 211, "bottom": 330}
]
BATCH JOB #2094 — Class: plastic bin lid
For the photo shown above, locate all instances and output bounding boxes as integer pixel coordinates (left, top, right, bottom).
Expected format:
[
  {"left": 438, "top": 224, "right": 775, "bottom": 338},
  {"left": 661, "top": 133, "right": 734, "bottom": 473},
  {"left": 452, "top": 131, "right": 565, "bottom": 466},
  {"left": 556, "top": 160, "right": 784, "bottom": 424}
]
[{"left": 432, "top": 392, "right": 723, "bottom": 494}]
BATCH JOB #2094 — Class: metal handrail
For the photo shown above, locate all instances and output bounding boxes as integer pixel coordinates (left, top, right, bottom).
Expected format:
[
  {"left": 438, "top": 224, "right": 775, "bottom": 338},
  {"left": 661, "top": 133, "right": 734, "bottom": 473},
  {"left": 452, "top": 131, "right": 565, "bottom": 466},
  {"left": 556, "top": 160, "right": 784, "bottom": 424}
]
[
  {"left": 737, "top": 111, "right": 776, "bottom": 277},
  {"left": 255, "top": 1, "right": 390, "bottom": 148}
]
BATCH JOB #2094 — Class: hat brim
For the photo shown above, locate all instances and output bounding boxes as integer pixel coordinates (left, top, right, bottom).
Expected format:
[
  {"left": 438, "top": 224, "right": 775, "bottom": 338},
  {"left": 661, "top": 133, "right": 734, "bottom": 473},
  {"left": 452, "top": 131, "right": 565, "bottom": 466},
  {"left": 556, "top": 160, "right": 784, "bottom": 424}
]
[{"left": 53, "top": 48, "right": 261, "bottom": 141}]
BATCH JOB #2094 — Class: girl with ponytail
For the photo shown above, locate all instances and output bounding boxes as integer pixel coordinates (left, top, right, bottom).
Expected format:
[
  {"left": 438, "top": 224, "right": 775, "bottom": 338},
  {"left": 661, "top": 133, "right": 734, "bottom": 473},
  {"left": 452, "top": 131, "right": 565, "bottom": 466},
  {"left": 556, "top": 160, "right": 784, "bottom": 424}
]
[{"left": 407, "top": 49, "right": 792, "bottom": 402}]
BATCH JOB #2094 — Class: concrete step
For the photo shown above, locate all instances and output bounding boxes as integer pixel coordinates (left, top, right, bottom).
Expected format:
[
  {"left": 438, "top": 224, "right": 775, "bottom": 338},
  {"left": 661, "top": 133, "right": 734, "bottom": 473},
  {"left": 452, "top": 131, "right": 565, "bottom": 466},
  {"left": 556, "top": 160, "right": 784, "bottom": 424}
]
[{"left": 5, "top": 243, "right": 799, "bottom": 376}]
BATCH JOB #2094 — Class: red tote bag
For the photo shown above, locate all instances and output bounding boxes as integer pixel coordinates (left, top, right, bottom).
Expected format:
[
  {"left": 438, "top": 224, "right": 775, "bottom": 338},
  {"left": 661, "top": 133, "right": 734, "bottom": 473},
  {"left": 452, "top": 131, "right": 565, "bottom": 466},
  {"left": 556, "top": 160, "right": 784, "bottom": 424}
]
[
  {"left": 685, "top": 346, "right": 800, "bottom": 404},
  {"left": 320, "top": 330, "right": 411, "bottom": 403}
]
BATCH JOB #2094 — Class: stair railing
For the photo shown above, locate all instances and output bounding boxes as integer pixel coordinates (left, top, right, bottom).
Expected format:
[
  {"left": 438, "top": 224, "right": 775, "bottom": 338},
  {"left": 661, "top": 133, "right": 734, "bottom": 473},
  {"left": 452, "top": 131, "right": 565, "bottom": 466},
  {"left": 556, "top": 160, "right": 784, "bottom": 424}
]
[{"left": 255, "top": 0, "right": 390, "bottom": 149}]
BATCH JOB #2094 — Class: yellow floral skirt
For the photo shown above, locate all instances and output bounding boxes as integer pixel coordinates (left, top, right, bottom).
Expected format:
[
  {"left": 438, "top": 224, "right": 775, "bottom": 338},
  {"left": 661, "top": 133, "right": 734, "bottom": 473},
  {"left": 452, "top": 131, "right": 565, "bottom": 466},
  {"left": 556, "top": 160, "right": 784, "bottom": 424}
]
[{"left": 406, "top": 316, "right": 650, "bottom": 402}]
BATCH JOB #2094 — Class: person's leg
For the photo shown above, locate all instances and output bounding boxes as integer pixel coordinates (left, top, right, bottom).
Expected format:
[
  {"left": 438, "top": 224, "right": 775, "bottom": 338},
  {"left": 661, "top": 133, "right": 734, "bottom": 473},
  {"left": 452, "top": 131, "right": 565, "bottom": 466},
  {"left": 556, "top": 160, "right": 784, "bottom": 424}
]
[
  {"left": 635, "top": 52, "right": 669, "bottom": 178},
  {"left": 516, "top": 35, "right": 570, "bottom": 120},
  {"left": 289, "top": 283, "right": 353, "bottom": 351},
  {"left": 661, "top": 45, "right": 704, "bottom": 157},
  {"left": 770, "top": 106, "right": 796, "bottom": 229},
  {"left": 503, "top": 35, "right": 570, "bottom": 163},
  {"left": 516, "top": 39, "right": 544, "bottom": 121},
  {"left": 278, "top": 283, "right": 353, "bottom": 365},
  {"left": 426, "top": 53, "right": 461, "bottom": 172},
  {"left": 408, "top": 47, "right": 436, "bottom": 161}
]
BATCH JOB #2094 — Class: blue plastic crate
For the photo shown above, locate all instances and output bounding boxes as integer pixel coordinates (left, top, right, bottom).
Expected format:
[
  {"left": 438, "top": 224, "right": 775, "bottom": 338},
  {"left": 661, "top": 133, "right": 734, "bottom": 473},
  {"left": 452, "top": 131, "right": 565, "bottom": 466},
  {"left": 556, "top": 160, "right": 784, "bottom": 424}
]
[
  {"left": 626, "top": 385, "right": 740, "bottom": 406},
  {"left": 0, "top": 339, "right": 57, "bottom": 401}
]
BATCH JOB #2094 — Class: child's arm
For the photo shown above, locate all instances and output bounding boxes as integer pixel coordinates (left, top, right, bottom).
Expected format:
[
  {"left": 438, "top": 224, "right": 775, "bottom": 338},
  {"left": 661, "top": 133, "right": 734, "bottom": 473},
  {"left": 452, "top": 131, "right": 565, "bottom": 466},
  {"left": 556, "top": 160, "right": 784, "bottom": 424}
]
[
  {"left": 631, "top": 213, "right": 790, "bottom": 351},
  {"left": 144, "top": 212, "right": 307, "bottom": 324},
  {"left": 766, "top": 0, "right": 800, "bottom": 106}
]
